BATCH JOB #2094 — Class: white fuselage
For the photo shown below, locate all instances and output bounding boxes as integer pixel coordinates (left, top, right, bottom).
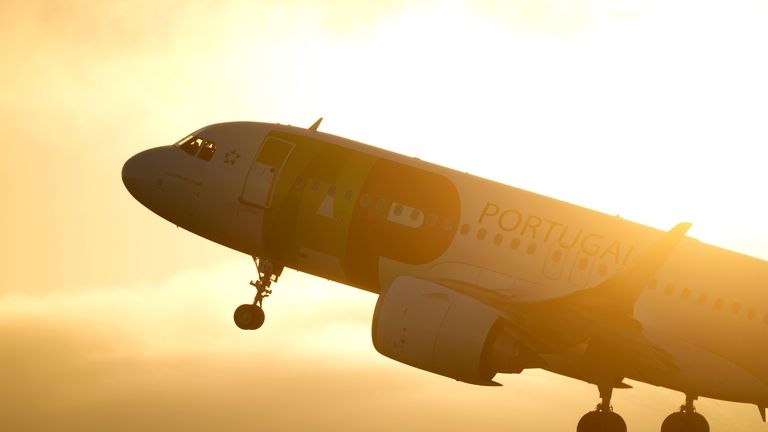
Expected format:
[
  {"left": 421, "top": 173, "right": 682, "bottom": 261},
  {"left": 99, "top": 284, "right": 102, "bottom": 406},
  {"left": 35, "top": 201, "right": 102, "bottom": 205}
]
[{"left": 122, "top": 121, "right": 768, "bottom": 409}]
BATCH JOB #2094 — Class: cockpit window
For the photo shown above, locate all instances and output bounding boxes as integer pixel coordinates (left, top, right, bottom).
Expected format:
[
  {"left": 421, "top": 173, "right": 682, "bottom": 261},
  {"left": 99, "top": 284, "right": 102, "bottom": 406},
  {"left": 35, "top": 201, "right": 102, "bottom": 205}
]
[
  {"left": 178, "top": 136, "right": 202, "bottom": 155},
  {"left": 175, "top": 135, "right": 217, "bottom": 161},
  {"left": 198, "top": 141, "right": 217, "bottom": 161},
  {"left": 174, "top": 135, "right": 193, "bottom": 146}
]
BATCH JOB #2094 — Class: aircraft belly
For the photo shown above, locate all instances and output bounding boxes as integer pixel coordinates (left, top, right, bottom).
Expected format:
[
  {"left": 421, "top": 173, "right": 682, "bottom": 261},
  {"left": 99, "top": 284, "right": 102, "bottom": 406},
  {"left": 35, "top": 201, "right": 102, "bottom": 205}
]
[
  {"left": 638, "top": 327, "right": 768, "bottom": 403},
  {"left": 233, "top": 204, "right": 264, "bottom": 254},
  {"left": 296, "top": 247, "right": 346, "bottom": 281}
]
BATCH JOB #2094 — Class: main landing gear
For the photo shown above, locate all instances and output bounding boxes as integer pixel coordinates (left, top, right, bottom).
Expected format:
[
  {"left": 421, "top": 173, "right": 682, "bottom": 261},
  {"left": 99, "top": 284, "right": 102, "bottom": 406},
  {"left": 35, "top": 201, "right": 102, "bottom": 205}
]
[
  {"left": 577, "top": 388, "right": 710, "bottom": 432},
  {"left": 661, "top": 395, "right": 709, "bottom": 432},
  {"left": 577, "top": 385, "right": 627, "bottom": 432},
  {"left": 233, "top": 257, "right": 283, "bottom": 330}
]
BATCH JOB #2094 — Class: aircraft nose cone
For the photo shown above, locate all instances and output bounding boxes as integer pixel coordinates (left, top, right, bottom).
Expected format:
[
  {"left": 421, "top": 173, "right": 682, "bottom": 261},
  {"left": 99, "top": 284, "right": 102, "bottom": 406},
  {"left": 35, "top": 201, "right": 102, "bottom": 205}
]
[
  {"left": 122, "top": 148, "right": 159, "bottom": 204},
  {"left": 122, "top": 152, "right": 144, "bottom": 199}
]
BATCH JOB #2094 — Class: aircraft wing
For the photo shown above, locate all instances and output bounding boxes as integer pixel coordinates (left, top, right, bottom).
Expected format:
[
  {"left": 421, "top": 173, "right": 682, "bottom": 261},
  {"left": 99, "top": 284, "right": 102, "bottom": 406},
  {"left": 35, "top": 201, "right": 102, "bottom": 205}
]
[{"left": 439, "top": 223, "right": 692, "bottom": 385}]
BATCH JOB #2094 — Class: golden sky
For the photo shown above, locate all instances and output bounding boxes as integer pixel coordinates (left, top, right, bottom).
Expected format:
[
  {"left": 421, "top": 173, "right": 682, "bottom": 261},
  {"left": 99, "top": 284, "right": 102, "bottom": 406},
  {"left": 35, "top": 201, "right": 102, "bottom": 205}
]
[{"left": 2, "top": 1, "right": 768, "bottom": 430}]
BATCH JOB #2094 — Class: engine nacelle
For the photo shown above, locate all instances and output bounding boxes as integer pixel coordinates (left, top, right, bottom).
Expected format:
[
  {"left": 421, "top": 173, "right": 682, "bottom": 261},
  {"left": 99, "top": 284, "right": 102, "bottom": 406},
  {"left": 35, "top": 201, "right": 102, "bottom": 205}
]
[{"left": 372, "top": 276, "right": 524, "bottom": 385}]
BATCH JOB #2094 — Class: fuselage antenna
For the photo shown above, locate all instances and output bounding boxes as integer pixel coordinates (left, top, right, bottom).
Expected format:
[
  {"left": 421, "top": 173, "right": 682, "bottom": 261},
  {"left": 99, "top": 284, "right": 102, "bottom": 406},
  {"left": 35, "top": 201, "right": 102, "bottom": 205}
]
[{"left": 309, "top": 117, "right": 323, "bottom": 131}]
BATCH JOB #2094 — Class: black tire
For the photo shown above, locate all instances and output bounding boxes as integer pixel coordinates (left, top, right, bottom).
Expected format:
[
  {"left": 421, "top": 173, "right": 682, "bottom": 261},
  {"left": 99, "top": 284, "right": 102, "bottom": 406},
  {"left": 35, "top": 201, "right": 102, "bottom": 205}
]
[
  {"left": 233, "top": 304, "right": 265, "bottom": 330},
  {"left": 661, "top": 412, "right": 709, "bottom": 432},
  {"left": 577, "top": 410, "right": 627, "bottom": 432},
  {"left": 689, "top": 412, "right": 710, "bottom": 432}
]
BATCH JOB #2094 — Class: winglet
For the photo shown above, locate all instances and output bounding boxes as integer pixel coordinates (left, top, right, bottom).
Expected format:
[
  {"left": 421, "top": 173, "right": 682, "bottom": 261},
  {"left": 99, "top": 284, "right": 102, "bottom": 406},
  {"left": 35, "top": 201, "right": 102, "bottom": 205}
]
[
  {"left": 309, "top": 117, "right": 323, "bottom": 131},
  {"left": 758, "top": 404, "right": 766, "bottom": 422},
  {"left": 633, "top": 222, "right": 692, "bottom": 276}
]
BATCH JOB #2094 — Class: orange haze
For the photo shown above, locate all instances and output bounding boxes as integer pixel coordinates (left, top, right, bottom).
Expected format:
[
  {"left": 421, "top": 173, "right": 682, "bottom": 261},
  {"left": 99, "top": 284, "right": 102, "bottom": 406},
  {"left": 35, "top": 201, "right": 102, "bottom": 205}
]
[{"left": 1, "top": 1, "right": 767, "bottom": 431}]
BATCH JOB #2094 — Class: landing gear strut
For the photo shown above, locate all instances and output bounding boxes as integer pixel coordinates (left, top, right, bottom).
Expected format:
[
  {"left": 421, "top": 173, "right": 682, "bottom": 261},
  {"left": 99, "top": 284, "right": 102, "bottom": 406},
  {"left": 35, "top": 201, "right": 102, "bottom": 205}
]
[
  {"left": 233, "top": 257, "right": 283, "bottom": 330},
  {"left": 661, "top": 395, "right": 709, "bottom": 432},
  {"left": 577, "top": 385, "right": 627, "bottom": 432}
]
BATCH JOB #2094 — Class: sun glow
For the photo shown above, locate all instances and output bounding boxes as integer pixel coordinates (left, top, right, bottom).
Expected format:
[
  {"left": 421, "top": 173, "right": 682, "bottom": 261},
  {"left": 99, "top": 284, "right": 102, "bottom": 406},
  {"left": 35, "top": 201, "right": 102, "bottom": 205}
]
[
  {"left": 221, "top": 0, "right": 768, "bottom": 258},
  {"left": 2, "top": 1, "right": 768, "bottom": 431}
]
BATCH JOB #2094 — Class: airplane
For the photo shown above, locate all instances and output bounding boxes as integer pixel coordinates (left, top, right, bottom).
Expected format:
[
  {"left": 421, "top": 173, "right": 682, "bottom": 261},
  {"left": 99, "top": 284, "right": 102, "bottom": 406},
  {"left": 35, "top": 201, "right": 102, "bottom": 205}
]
[{"left": 122, "top": 118, "right": 768, "bottom": 432}]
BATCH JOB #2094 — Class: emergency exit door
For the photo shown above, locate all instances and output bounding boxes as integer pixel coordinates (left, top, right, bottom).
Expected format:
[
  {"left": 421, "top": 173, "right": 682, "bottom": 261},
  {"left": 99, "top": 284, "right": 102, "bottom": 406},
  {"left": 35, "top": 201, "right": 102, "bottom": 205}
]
[{"left": 240, "top": 137, "right": 294, "bottom": 208}]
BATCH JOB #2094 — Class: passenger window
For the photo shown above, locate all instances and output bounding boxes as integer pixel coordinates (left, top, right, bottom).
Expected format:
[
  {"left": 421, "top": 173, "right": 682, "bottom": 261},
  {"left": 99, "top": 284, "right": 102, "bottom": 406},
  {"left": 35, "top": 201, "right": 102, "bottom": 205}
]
[
  {"left": 460, "top": 224, "right": 470, "bottom": 236},
  {"left": 426, "top": 214, "right": 437, "bottom": 227},
  {"left": 697, "top": 293, "right": 707, "bottom": 305},
  {"left": 681, "top": 288, "right": 691, "bottom": 300},
  {"left": 359, "top": 194, "right": 371, "bottom": 207},
  {"left": 477, "top": 228, "right": 487, "bottom": 240},
  {"left": 394, "top": 204, "right": 404, "bottom": 216},
  {"left": 731, "top": 303, "right": 741, "bottom": 314},
  {"left": 510, "top": 238, "right": 520, "bottom": 250},
  {"left": 527, "top": 243, "right": 537, "bottom": 255},
  {"left": 577, "top": 257, "right": 588, "bottom": 270},
  {"left": 198, "top": 141, "right": 216, "bottom": 161},
  {"left": 493, "top": 233, "right": 503, "bottom": 246},
  {"left": 327, "top": 185, "right": 336, "bottom": 196},
  {"left": 345, "top": 190, "right": 354, "bottom": 201},
  {"left": 294, "top": 176, "right": 305, "bottom": 188},
  {"left": 714, "top": 298, "right": 724, "bottom": 310},
  {"left": 552, "top": 250, "right": 563, "bottom": 262},
  {"left": 375, "top": 198, "right": 388, "bottom": 213},
  {"left": 410, "top": 208, "right": 421, "bottom": 220}
]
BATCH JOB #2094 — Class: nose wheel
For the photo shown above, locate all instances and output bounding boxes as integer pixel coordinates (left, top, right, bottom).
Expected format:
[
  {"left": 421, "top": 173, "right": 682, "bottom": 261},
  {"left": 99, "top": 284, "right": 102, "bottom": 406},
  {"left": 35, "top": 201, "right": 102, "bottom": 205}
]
[
  {"left": 234, "top": 303, "right": 265, "bottom": 330},
  {"left": 234, "top": 257, "right": 283, "bottom": 331}
]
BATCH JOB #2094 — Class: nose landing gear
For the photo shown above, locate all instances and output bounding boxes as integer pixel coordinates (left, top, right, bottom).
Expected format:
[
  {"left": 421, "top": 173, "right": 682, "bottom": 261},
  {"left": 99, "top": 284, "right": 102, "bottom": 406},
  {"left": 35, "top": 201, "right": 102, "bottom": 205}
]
[{"left": 233, "top": 257, "right": 283, "bottom": 330}]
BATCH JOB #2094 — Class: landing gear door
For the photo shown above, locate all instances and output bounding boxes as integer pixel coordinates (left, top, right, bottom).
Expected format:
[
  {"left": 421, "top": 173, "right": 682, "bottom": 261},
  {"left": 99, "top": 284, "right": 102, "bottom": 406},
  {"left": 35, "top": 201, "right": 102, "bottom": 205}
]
[{"left": 240, "top": 137, "right": 294, "bottom": 208}]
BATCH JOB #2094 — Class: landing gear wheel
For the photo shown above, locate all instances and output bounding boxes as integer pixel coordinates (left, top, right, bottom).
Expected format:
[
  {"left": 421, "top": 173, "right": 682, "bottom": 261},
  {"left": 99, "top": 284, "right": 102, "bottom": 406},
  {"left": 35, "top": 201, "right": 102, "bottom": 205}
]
[
  {"left": 660, "top": 411, "right": 709, "bottom": 432},
  {"left": 233, "top": 257, "right": 283, "bottom": 331},
  {"left": 578, "top": 383, "right": 626, "bottom": 432},
  {"left": 234, "top": 304, "right": 265, "bottom": 330},
  {"left": 577, "top": 407, "right": 627, "bottom": 432},
  {"left": 661, "top": 395, "right": 709, "bottom": 432}
]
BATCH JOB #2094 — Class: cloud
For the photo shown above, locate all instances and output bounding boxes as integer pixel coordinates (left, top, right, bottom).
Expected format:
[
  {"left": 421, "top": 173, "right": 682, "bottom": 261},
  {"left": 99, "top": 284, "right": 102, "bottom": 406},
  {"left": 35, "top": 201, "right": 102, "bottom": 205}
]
[
  {"left": 0, "top": 261, "right": 763, "bottom": 431},
  {"left": 0, "top": 261, "right": 550, "bottom": 431},
  {"left": 1, "top": 1, "right": 767, "bottom": 430},
  {"left": 0, "top": 261, "right": 393, "bottom": 431}
]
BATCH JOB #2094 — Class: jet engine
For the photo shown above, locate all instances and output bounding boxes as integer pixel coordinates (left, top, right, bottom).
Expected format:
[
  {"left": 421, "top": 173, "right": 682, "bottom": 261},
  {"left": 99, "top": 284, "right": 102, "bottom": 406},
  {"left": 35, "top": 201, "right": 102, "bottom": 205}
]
[{"left": 372, "top": 276, "right": 529, "bottom": 385}]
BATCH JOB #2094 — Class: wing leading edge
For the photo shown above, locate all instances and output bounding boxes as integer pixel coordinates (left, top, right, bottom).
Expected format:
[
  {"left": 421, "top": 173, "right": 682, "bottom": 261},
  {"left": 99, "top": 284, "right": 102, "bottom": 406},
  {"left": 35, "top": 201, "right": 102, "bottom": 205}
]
[
  {"left": 435, "top": 223, "right": 694, "bottom": 389},
  {"left": 563, "top": 222, "right": 692, "bottom": 318}
]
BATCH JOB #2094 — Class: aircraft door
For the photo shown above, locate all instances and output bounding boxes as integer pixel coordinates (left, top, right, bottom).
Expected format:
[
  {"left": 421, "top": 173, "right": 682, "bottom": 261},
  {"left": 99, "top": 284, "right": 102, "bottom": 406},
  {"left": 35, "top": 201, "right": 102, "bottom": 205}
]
[{"left": 240, "top": 137, "right": 294, "bottom": 208}]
